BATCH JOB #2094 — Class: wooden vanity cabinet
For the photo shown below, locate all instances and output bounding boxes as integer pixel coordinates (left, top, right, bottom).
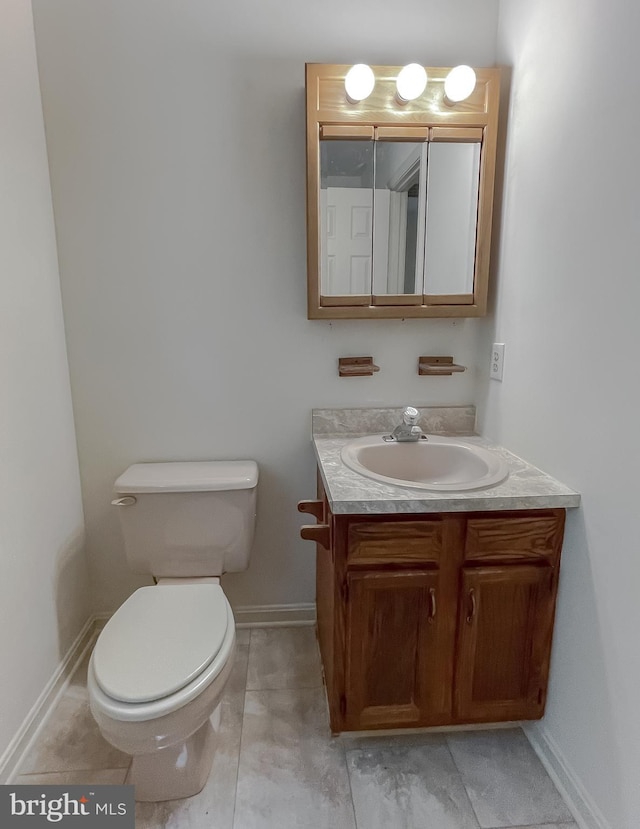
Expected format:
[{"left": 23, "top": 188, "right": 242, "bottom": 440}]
[{"left": 302, "top": 485, "right": 565, "bottom": 733}]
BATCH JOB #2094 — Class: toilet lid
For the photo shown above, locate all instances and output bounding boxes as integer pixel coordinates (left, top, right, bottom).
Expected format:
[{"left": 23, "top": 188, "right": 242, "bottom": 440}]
[{"left": 93, "top": 584, "right": 229, "bottom": 703}]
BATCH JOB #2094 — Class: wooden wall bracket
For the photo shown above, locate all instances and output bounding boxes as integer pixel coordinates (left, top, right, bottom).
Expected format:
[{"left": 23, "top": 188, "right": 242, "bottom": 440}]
[
  {"left": 418, "top": 356, "right": 466, "bottom": 376},
  {"left": 338, "top": 357, "right": 380, "bottom": 377},
  {"left": 298, "top": 500, "right": 324, "bottom": 522},
  {"left": 298, "top": 500, "right": 330, "bottom": 550},
  {"left": 300, "top": 524, "right": 331, "bottom": 550}
]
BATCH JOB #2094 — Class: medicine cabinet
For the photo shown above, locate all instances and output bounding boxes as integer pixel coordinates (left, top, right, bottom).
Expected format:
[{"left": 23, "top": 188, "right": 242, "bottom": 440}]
[{"left": 305, "top": 64, "right": 501, "bottom": 319}]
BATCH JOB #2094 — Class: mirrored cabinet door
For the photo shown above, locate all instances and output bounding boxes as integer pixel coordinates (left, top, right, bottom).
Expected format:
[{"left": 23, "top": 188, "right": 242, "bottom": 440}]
[
  {"left": 320, "top": 135, "right": 374, "bottom": 305},
  {"left": 372, "top": 137, "right": 427, "bottom": 305},
  {"left": 319, "top": 132, "right": 483, "bottom": 307},
  {"left": 424, "top": 134, "right": 482, "bottom": 302}
]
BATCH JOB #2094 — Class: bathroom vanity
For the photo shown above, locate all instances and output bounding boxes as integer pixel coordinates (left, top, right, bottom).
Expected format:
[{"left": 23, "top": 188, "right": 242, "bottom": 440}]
[{"left": 299, "top": 408, "right": 580, "bottom": 734}]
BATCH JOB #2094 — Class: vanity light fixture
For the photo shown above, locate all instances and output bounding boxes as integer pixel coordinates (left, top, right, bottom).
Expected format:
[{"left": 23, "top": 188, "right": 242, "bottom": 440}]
[
  {"left": 395, "top": 63, "right": 428, "bottom": 103},
  {"left": 444, "top": 65, "right": 477, "bottom": 104},
  {"left": 344, "top": 64, "right": 375, "bottom": 103}
]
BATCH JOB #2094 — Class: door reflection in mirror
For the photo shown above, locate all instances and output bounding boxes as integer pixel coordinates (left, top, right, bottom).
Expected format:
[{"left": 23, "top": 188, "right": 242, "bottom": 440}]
[
  {"left": 373, "top": 141, "right": 427, "bottom": 297},
  {"left": 319, "top": 140, "right": 373, "bottom": 296}
]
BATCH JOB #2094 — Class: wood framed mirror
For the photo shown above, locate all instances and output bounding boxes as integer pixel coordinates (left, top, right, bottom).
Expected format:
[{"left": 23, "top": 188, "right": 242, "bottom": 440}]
[{"left": 305, "top": 64, "right": 501, "bottom": 319}]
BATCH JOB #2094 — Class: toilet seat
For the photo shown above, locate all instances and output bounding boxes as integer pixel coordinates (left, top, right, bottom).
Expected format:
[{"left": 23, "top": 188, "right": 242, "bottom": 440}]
[
  {"left": 89, "top": 595, "right": 236, "bottom": 724},
  {"left": 93, "top": 583, "right": 229, "bottom": 704}
]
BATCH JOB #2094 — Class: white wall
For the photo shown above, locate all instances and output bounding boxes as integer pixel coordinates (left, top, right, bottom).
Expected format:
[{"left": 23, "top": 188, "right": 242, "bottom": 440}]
[
  {"left": 0, "top": 0, "right": 88, "bottom": 763},
  {"left": 479, "top": 1, "right": 640, "bottom": 826},
  {"left": 31, "top": 0, "right": 500, "bottom": 614}
]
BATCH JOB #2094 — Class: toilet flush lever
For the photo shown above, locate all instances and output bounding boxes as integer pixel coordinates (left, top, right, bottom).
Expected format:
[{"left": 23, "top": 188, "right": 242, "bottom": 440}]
[{"left": 111, "top": 496, "right": 137, "bottom": 507}]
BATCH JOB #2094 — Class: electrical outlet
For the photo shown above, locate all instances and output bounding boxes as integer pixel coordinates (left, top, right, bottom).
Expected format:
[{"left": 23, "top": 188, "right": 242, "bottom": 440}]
[{"left": 490, "top": 343, "right": 505, "bottom": 381}]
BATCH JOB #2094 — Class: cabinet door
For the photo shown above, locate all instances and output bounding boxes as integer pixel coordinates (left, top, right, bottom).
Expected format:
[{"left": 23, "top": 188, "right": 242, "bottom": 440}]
[
  {"left": 455, "top": 566, "right": 557, "bottom": 722},
  {"left": 345, "top": 570, "right": 451, "bottom": 729}
]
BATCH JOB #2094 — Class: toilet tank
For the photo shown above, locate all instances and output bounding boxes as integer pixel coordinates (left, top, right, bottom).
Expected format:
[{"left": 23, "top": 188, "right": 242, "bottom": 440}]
[{"left": 113, "top": 461, "right": 258, "bottom": 578}]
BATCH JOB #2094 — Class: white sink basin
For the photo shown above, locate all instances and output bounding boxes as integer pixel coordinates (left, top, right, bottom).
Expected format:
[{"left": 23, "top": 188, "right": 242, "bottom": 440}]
[{"left": 340, "top": 435, "right": 509, "bottom": 492}]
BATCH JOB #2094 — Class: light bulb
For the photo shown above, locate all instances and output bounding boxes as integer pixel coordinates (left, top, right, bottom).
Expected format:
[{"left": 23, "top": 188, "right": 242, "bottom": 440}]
[
  {"left": 344, "top": 64, "right": 375, "bottom": 103},
  {"left": 395, "top": 64, "right": 427, "bottom": 103},
  {"left": 444, "top": 65, "right": 476, "bottom": 103}
]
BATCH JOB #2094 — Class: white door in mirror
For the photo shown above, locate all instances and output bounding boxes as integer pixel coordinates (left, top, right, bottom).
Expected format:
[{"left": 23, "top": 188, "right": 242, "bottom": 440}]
[{"left": 321, "top": 188, "right": 373, "bottom": 295}]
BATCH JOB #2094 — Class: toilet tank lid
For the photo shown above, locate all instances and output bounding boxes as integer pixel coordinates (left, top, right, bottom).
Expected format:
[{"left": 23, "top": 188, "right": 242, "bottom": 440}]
[{"left": 115, "top": 461, "right": 258, "bottom": 493}]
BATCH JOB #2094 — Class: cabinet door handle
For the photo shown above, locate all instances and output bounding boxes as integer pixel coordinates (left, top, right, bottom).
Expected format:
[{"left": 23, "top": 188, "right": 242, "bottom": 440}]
[
  {"left": 428, "top": 587, "right": 437, "bottom": 623},
  {"left": 466, "top": 588, "right": 476, "bottom": 624}
]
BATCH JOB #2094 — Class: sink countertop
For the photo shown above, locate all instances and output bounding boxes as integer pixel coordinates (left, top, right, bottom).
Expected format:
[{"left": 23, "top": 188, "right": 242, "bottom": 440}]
[{"left": 311, "top": 407, "right": 581, "bottom": 515}]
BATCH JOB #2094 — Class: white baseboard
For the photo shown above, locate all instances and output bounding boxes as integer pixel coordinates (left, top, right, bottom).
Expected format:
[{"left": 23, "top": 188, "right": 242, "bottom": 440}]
[
  {"left": 90, "top": 604, "right": 317, "bottom": 629},
  {"left": 233, "top": 602, "right": 316, "bottom": 627},
  {"left": 523, "top": 721, "right": 611, "bottom": 829},
  {"left": 0, "top": 617, "right": 98, "bottom": 785},
  {"left": 92, "top": 612, "right": 111, "bottom": 631}
]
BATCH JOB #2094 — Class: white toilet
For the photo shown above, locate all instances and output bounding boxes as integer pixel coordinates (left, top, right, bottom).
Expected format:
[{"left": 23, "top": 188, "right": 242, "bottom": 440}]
[{"left": 87, "top": 460, "right": 258, "bottom": 802}]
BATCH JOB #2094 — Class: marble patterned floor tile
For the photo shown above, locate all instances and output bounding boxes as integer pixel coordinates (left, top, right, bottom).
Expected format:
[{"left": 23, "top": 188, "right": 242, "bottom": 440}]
[
  {"left": 346, "top": 734, "right": 481, "bottom": 829},
  {"left": 246, "top": 626, "right": 322, "bottom": 691},
  {"left": 446, "top": 729, "right": 573, "bottom": 828},
  {"left": 17, "top": 687, "right": 130, "bottom": 775},
  {"left": 234, "top": 687, "right": 356, "bottom": 829},
  {"left": 14, "top": 768, "right": 129, "bottom": 786},
  {"left": 135, "top": 639, "right": 250, "bottom": 829}
]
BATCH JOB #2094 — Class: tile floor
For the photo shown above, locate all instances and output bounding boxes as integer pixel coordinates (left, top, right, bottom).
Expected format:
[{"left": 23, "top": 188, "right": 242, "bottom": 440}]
[{"left": 14, "top": 626, "right": 578, "bottom": 829}]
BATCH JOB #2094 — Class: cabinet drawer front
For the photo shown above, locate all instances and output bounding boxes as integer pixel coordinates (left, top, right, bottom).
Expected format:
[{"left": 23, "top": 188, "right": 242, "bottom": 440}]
[
  {"left": 464, "top": 513, "right": 564, "bottom": 565},
  {"left": 348, "top": 520, "right": 442, "bottom": 566}
]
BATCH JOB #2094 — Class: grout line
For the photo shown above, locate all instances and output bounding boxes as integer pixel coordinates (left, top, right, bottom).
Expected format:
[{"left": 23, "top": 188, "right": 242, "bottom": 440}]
[
  {"left": 14, "top": 764, "right": 130, "bottom": 776},
  {"left": 341, "top": 737, "right": 359, "bottom": 829},
  {"left": 13, "top": 767, "right": 130, "bottom": 780},
  {"left": 244, "top": 682, "right": 324, "bottom": 692},
  {"left": 440, "top": 733, "right": 483, "bottom": 829},
  {"left": 468, "top": 822, "right": 573, "bottom": 828},
  {"left": 231, "top": 628, "right": 252, "bottom": 829}
]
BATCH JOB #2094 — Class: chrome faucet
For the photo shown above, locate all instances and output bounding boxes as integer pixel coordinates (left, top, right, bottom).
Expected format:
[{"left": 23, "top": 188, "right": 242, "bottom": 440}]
[{"left": 386, "top": 406, "right": 425, "bottom": 442}]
